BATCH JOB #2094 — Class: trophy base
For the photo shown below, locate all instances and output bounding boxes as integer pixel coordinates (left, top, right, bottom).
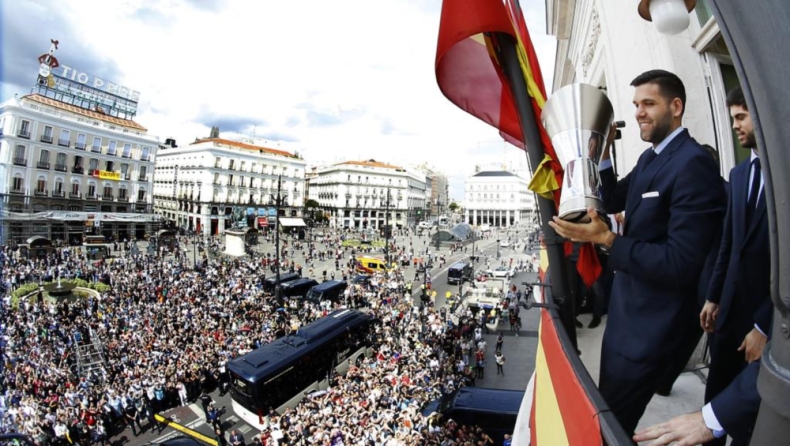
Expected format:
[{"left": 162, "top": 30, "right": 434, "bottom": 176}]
[{"left": 559, "top": 196, "right": 605, "bottom": 223}]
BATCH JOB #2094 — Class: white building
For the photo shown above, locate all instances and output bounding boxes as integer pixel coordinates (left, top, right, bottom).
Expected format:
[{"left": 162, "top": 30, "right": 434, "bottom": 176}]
[
  {"left": 307, "top": 159, "right": 428, "bottom": 229},
  {"left": 547, "top": 0, "right": 746, "bottom": 177},
  {"left": 153, "top": 137, "right": 307, "bottom": 236},
  {"left": 463, "top": 170, "right": 536, "bottom": 227},
  {"left": 0, "top": 93, "right": 159, "bottom": 243}
]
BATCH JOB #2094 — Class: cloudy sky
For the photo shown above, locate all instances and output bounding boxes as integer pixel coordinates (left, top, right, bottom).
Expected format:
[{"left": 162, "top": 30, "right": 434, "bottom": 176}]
[{"left": 1, "top": 0, "right": 556, "bottom": 201}]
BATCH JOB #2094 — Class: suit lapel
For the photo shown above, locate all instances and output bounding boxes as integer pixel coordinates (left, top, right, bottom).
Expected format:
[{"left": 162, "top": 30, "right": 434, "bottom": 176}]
[
  {"left": 626, "top": 130, "right": 690, "bottom": 218},
  {"left": 745, "top": 188, "right": 766, "bottom": 242},
  {"left": 732, "top": 161, "right": 749, "bottom": 246}
]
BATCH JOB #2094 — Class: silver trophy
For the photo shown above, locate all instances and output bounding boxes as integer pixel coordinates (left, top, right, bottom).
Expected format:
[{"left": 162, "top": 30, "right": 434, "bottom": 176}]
[{"left": 541, "top": 83, "right": 615, "bottom": 223}]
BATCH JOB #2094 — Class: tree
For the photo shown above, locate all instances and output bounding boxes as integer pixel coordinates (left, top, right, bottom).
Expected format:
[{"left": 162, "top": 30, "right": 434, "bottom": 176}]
[{"left": 448, "top": 202, "right": 459, "bottom": 212}]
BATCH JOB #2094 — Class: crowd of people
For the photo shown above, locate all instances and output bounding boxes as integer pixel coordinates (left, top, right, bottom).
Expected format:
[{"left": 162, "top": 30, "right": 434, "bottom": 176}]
[{"left": 0, "top": 225, "right": 525, "bottom": 446}]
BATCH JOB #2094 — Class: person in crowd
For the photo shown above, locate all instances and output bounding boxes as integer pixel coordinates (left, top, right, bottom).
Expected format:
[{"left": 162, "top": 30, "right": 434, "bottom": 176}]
[{"left": 549, "top": 69, "right": 727, "bottom": 434}]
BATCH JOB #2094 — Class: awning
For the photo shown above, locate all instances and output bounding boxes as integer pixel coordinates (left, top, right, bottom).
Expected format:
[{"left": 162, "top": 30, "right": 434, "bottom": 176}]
[{"left": 279, "top": 217, "right": 307, "bottom": 227}]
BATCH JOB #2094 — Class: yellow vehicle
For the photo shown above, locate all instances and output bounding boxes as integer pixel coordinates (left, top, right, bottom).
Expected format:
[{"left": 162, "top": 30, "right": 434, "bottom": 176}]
[{"left": 354, "top": 257, "right": 398, "bottom": 274}]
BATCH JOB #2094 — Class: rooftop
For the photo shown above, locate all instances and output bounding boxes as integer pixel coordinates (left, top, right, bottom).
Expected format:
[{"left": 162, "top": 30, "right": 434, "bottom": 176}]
[
  {"left": 23, "top": 94, "right": 147, "bottom": 131},
  {"left": 191, "top": 137, "right": 297, "bottom": 158},
  {"left": 473, "top": 170, "right": 517, "bottom": 177},
  {"left": 335, "top": 159, "right": 404, "bottom": 171}
]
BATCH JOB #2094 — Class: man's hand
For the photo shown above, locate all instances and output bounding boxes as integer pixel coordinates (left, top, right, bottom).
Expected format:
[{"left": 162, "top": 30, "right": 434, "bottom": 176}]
[
  {"left": 548, "top": 207, "right": 612, "bottom": 245},
  {"left": 633, "top": 412, "right": 715, "bottom": 446},
  {"left": 700, "top": 301, "right": 719, "bottom": 333},
  {"left": 738, "top": 327, "right": 767, "bottom": 362}
]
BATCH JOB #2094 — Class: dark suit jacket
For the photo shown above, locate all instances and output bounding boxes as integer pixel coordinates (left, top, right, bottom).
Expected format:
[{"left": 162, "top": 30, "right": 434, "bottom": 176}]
[
  {"left": 706, "top": 157, "right": 772, "bottom": 335},
  {"left": 710, "top": 351, "right": 761, "bottom": 442},
  {"left": 600, "top": 129, "right": 726, "bottom": 361}
]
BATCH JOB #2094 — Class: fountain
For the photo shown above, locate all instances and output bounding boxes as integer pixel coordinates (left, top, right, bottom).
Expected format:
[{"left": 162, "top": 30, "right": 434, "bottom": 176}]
[{"left": 42, "top": 276, "right": 78, "bottom": 304}]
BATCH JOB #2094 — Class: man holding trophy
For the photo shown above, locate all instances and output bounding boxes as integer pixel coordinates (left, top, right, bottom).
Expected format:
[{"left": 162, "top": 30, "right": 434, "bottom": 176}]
[{"left": 547, "top": 70, "right": 726, "bottom": 435}]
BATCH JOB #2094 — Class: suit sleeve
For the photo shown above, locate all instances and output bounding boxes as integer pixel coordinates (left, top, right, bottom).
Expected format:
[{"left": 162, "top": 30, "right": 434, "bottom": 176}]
[
  {"left": 710, "top": 360, "right": 761, "bottom": 443},
  {"left": 754, "top": 299, "right": 773, "bottom": 335},
  {"left": 705, "top": 181, "right": 734, "bottom": 305},
  {"left": 599, "top": 167, "right": 631, "bottom": 215},
  {"left": 607, "top": 154, "right": 726, "bottom": 288}
]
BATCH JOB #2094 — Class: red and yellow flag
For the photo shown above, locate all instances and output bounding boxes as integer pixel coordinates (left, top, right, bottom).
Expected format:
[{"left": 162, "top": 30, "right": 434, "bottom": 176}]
[{"left": 435, "top": 0, "right": 602, "bottom": 288}]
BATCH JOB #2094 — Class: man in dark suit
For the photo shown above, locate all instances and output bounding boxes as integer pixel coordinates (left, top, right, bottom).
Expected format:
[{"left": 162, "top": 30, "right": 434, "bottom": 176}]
[
  {"left": 550, "top": 69, "right": 726, "bottom": 434},
  {"left": 698, "top": 86, "right": 772, "bottom": 445}
]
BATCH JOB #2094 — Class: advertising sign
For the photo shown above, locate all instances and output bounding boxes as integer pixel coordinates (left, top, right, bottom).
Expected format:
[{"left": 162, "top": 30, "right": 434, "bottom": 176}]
[{"left": 93, "top": 170, "right": 121, "bottom": 181}]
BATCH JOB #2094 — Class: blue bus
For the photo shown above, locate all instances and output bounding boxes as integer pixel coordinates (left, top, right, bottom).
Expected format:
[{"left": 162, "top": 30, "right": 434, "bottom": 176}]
[{"left": 227, "top": 309, "right": 378, "bottom": 427}]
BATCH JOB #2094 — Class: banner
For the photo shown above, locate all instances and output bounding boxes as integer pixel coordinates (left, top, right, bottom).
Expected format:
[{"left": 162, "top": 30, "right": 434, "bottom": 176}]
[
  {"left": 0, "top": 210, "right": 163, "bottom": 222},
  {"left": 94, "top": 170, "right": 121, "bottom": 181}
]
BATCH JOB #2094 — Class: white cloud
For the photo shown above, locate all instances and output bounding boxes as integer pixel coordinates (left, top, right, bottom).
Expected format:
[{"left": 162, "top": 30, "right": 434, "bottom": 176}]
[{"left": 2, "top": 0, "right": 556, "bottom": 200}]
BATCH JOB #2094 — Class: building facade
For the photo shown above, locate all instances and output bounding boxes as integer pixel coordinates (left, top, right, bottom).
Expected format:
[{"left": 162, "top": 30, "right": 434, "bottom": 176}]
[
  {"left": 153, "top": 137, "right": 306, "bottom": 236},
  {"left": 0, "top": 94, "right": 159, "bottom": 243},
  {"left": 463, "top": 170, "right": 536, "bottom": 227},
  {"left": 306, "top": 159, "right": 428, "bottom": 229},
  {"left": 547, "top": 0, "right": 746, "bottom": 177}
]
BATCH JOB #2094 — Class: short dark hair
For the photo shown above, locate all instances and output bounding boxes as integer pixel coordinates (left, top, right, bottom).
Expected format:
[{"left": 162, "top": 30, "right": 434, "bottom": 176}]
[
  {"left": 631, "top": 69, "right": 686, "bottom": 115},
  {"left": 726, "top": 86, "right": 747, "bottom": 109}
]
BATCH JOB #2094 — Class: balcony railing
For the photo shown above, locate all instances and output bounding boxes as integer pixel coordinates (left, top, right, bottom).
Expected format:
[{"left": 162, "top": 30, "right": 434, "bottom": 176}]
[
  {"left": 36, "top": 161, "right": 50, "bottom": 170},
  {"left": 10, "top": 188, "right": 26, "bottom": 195},
  {"left": 102, "top": 194, "right": 114, "bottom": 200},
  {"left": 119, "top": 195, "right": 127, "bottom": 201},
  {"left": 58, "top": 139, "right": 71, "bottom": 148},
  {"left": 86, "top": 193, "right": 98, "bottom": 200},
  {"left": 13, "top": 157, "right": 27, "bottom": 166},
  {"left": 89, "top": 144, "right": 100, "bottom": 152},
  {"left": 69, "top": 192, "right": 82, "bottom": 199},
  {"left": 52, "top": 190, "right": 65, "bottom": 198},
  {"left": 136, "top": 196, "right": 147, "bottom": 202},
  {"left": 141, "top": 156, "right": 150, "bottom": 162},
  {"left": 72, "top": 166, "right": 84, "bottom": 174},
  {"left": 41, "top": 135, "right": 53, "bottom": 144},
  {"left": 54, "top": 164, "right": 67, "bottom": 172},
  {"left": 34, "top": 189, "right": 48, "bottom": 197},
  {"left": 122, "top": 152, "right": 131, "bottom": 159},
  {"left": 17, "top": 129, "right": 30, "bottom": 139},
  {"left": 123, "top": 174, "right": 131, "bottom": 180},
  {"left": 228, "top": 165, "right": 236, "bottom": 171},
  {"left": 138, "top": 174, "right": 147, "bottom": 181}
]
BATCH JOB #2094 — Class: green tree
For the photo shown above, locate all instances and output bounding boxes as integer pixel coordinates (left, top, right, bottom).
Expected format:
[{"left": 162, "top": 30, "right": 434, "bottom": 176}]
[{"left": 448, "top": 202, "right": 459, "bottom": 212}]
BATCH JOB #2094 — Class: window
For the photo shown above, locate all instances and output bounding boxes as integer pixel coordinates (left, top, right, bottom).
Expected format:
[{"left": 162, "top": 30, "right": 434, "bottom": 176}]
[
  {"left": 240, "top": 160, "right": 246, "bottom": 171},
  {"left": 13, "top": 145, "right": 26, "bottom": 165},
  {"left": 54, "top": 180, "right": 63, "bottom": 193},
  {"left": 72, "top": 182, "right": 80, "bottom": 195},
  {"left": 56, "top": 153, "right": 66, "bottom": 170},
  {"left": 42, "top": 126, "right": 53, "bottom": 143},
  {"left": 105, "top": 161, "right": 114, "bottom": 172},
  {"left": 12, "top": 176, "right": 23, "bottom": 191},
  {"left": 215, "top": 157, "right": 221, "bottom": 168},
  {"left": 251, "top": 162, "right": 257, "bottom": 173},
  {"left": 121, "top": 163, "right": 129, "bottom": 177},
  {"left": 77, "top": 134, "right": 88, "bottom": 151},
  {"left": 39, "top": 149, "right": 50, "bottom": 163},
  {"left": 89, "top": 158, "right": 99, "bottom": 171},
  {"left": 141, "top": 146, "right": 150, "bottom": 161},
  {"left": 103, "top": 185, "right": 113, "bottom": 197},
  {"left": 122, "top": 143, "right": 131, "bottom": 158},
  {"left": 214, "top": 172, "right": 220, "bottom": 184},
  {"left": 87, "top": 183, "right": 96, "bottom": 197},
  {"left": 74, "top": 155, "right": 83, "bottom": 167},
  {"left": 137, "top": 188, "right": 146, "bottom": 201},
  {"left": 139, "top": 166, "right": 147, "bottom": 180},
  {"left": 18, "top": 120, "right": 31, "bottom": 138},
  {"left": 36, "top": 178, "right": 47, "bottom": 193},
  {"left": 119, "top": 187, "right": 127, "bottom": 199},
  {"left": 108, "top": 140, "right": 117, "bottom": 155},
  {"left": 59, "top": 129, "right": 71, "bottom": 147}
]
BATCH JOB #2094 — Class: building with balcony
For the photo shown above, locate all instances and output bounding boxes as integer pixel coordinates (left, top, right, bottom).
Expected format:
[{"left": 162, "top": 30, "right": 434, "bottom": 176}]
[
  {"left": 463, "top": 169, "right": 536, "bottom": 227},
  {"left": 0, "top": 94, "right": 159, "bottom": 243},
  {"left": 152, "top": 137, "right": 307, "bottom": 236},
  {"left": 306, "top": 159, "right": 428, "bottom": 229}
]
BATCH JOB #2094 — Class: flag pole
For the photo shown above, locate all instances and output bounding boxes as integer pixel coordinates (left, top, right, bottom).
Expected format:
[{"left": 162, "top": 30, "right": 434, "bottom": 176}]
[{"left": 495, "top": 34, "right": 578, "bottom": 348}]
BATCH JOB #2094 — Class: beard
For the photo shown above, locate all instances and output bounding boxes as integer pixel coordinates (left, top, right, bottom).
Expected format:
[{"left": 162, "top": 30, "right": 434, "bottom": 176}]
[
  {"left": 641, "top": 113, "right": 674, "bottom": 145},
  {"left": 741, "top": 132, "right": 757, "bottom": 149}
]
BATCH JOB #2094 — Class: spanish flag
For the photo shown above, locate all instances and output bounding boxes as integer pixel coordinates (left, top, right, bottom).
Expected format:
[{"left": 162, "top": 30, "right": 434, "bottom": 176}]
[{"left": 435, "top": 0, "right": 602, "bottom": 288}]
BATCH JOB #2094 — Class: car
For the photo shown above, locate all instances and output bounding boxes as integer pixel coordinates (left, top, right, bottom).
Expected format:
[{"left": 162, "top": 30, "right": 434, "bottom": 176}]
[
  {"left": 351, "top": 274, "right": 371, "bottom": 284},
  {"left": 486, "top": 266, "right": 515, "bottom": 279},
  {"left": 499, "top": 240, "right": 511, "bottom": 247}
]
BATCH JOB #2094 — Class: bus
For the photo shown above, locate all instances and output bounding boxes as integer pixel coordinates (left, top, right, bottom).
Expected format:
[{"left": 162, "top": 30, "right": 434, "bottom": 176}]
[
  {"left": 227, "top": 309, "right": 378, "bottom": 428},
  {"left": 447, "top": 261, "right": 473, "bottom": 285}
]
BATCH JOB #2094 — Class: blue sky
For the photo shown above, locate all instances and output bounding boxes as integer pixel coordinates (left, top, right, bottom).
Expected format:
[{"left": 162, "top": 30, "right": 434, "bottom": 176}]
[{"left": 1, "top": 0, "right": 556, "bottom": 201}]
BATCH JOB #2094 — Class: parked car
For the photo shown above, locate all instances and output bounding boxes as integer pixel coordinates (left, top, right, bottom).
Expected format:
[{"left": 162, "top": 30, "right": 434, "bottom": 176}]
[
  {"left": 486, "top": 266, "right": 515, "bottom": 279},
  {"left": 499, "top": 240, "right": 511, "bottom": 248}
]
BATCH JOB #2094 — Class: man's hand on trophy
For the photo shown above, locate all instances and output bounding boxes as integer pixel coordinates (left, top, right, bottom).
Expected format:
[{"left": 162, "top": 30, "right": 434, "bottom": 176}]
[{"left": 549, "top": 207, "right": 615, "bottom": 246}]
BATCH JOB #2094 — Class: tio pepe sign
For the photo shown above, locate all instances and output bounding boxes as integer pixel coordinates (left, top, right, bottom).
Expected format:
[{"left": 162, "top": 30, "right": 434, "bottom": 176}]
[{"left": 58, "top": 64, "right": 140, "bottom": 102}]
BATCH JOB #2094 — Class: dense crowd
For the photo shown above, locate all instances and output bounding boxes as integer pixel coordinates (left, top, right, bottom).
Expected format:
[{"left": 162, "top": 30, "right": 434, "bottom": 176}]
[{"left": 0, "top": 226, "right": 523, "bottom": 446}]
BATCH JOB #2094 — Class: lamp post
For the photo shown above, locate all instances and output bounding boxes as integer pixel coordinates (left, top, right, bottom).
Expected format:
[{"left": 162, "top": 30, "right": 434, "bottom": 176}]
[
  {"left": 384, "top": 188, "right": 391, "bottom": 265},
  {"left": 269, "top": 175, "right": 284, "bottom": 306},
  {"left": 435, "top": 199, "right": 442, "bottom": 252}
]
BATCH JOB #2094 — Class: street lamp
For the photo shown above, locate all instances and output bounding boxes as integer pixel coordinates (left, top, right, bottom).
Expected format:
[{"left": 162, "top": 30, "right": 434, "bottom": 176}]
[
  {"left": 268, "top": 175, "right": 284, "bottom": 306},
  {"left": 384, "top": 188, "right": 391, "bottom": 265}
]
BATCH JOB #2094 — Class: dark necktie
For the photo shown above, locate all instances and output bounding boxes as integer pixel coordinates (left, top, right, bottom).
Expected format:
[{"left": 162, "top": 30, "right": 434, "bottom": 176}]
[{"left": 746, "top": 157, "right": 761, "bottom": 225}]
